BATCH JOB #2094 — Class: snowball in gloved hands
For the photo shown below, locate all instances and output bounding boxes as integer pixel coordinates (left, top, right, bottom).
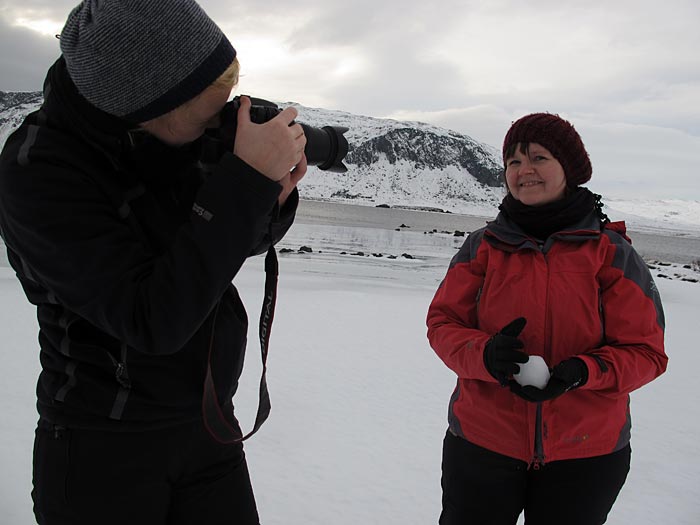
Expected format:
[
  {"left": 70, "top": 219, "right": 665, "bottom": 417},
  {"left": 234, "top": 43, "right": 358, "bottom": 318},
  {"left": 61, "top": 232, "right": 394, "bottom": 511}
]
[
  {"left": 513, "top": 355, "right": 550, "bottom": 389},
  {"left": 510, "top": 357, "right": 589, "bottom": 403}
]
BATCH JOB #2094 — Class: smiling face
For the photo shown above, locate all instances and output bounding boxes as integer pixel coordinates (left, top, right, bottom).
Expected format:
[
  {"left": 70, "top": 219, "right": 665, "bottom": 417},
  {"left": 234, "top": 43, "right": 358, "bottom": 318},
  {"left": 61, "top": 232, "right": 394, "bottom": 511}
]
[{"left": 504, "top": 142, "right": 568, "bottom": 206}]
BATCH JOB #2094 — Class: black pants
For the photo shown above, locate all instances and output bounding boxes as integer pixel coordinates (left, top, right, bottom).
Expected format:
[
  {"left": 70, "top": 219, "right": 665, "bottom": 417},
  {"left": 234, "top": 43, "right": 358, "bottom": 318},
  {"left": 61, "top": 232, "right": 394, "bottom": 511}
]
[
  {"left": 440, "top": 431, "right": 630, "bottom": 525},
  {"left": 32, "top": 419, "right": 259, "bottom": 525}
]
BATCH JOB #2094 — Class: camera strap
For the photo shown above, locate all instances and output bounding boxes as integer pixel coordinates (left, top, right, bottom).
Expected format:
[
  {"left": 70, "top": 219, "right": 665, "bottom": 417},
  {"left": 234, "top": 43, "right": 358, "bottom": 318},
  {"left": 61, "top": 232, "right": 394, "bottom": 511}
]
[{"left": 202, "top": 245, "right": 278, "bottom": 443}]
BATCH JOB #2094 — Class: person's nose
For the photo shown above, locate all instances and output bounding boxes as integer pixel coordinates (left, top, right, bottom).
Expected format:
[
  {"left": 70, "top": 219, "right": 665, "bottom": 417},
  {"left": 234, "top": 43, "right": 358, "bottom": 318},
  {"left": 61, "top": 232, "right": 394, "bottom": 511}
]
[{"left": 518, "top": 158, "right": 535, "bottom": 175}]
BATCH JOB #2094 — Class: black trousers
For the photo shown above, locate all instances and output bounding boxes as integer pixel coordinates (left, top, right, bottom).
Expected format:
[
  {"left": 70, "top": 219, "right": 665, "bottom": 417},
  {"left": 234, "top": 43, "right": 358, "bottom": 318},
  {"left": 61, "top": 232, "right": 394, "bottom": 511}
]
[
  {"left": 32, "top": 419, "right": 259, "bottom": 525},
  {"left": 440, "top": 431, "right": 631, "bottom": 525}
]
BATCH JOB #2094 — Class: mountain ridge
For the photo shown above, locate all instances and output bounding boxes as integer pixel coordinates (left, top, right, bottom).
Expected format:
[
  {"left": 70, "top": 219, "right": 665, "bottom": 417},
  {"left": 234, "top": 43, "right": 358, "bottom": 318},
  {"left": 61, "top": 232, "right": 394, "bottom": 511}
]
[{"left": 278, "top": 100, "right": 505, "bottom": 216}]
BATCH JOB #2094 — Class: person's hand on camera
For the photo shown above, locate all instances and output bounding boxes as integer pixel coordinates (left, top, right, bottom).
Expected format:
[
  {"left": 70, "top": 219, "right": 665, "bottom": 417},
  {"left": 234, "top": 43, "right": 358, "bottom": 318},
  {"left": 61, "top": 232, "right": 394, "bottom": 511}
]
[
  {"left": 509, "top": 357, "right": 588, "bottom": 402},
  {"left": 233, "top": 96, "right": 307, "bottom": 181},
  {"left": 278, "top": 154, "right": 307, "bottom": 206},
  {"left": 483, "top": 317, "right": 529, "bottom": 386}
]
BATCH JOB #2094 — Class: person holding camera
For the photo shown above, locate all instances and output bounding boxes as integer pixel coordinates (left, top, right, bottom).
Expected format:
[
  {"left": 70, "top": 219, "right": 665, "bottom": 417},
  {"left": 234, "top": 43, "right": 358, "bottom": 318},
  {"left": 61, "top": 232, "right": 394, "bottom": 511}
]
[
  {"left": 0, "top": 1, "right": 306, "bottom": 523},
  {"left": 426, "top": 113, "right": 668, "bottom": 524}
]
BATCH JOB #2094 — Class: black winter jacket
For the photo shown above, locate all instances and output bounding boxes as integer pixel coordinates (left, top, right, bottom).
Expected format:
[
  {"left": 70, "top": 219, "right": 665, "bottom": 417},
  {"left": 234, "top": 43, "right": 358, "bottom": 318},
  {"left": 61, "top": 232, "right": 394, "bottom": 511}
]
[{"left": 0, "top": 57, "right": 297, "bottom": 431}]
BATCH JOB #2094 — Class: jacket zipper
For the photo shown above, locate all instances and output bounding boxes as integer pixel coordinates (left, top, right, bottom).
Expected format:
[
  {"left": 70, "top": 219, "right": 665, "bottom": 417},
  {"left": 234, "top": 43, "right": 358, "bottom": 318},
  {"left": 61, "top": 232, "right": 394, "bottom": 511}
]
[
  {"left": 531, "top": 403, "right": 546, "bottom": 469},
  {"left": 532, "top": 243, "right": 548, "bottom": 469},
  {"left": 598, "top": 287, "right": 606, "bottom": 345}
]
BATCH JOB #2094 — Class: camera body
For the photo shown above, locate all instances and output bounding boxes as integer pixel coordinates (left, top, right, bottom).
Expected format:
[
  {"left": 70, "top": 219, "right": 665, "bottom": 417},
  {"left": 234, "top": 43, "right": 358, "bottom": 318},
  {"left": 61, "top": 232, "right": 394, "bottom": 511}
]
[{"left": 201, "top": 96, "right": 348, "bottom": 173}]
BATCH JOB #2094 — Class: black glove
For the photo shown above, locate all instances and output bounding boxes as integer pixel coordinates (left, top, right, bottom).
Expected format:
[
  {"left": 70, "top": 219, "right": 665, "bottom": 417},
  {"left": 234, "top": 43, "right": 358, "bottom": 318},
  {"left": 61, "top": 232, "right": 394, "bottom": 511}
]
[
  {"left": 483, "top": 317, "right": 529, "bottom": 386},
  {"left": 510, "top": 357, "right": 588, "bottom": 402}
]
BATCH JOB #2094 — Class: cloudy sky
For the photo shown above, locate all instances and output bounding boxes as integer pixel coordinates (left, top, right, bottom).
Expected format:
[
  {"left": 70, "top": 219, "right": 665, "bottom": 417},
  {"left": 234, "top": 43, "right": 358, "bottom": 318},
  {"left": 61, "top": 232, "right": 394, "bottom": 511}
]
[{"left": 1, "top": 0, "right": 699, "bottom": 200}]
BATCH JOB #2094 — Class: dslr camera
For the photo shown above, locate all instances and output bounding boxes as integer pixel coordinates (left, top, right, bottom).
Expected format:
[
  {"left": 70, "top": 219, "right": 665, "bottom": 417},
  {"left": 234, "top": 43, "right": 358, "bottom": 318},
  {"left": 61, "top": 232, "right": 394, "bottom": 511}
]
[{"left": 200, "top": 96, "right": 349, "bottom": 173}]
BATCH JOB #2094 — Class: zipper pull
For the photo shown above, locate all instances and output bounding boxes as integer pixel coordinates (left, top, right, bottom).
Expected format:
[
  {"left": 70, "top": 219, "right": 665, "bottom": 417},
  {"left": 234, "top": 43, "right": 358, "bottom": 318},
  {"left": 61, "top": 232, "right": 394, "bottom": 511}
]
[
  {"left": 529, "top": 455, "right": 546, "bottom": 470},
  {"left": 115, "top": 363, "right": 132, "bottom": 389}
]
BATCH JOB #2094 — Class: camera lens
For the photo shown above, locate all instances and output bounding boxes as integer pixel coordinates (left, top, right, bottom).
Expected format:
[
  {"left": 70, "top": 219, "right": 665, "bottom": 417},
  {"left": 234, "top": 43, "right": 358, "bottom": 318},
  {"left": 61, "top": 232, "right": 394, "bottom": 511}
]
[{"left": 300, "top": 124, "right": 349, "bottom": 173}]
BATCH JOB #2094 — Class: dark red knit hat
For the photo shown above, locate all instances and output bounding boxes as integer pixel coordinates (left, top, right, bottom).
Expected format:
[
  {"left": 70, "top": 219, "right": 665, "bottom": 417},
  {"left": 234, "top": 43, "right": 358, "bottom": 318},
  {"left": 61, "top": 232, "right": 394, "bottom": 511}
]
[{"left": 502, "top": 113, "right": 592, "bottom": 187}]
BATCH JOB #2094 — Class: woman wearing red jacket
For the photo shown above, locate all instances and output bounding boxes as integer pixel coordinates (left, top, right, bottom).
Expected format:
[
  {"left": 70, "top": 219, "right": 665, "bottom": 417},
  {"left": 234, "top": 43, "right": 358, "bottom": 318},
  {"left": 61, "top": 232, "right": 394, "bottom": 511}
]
[{"left": 427, "top": 113, "right": 667, "bottom": 525}]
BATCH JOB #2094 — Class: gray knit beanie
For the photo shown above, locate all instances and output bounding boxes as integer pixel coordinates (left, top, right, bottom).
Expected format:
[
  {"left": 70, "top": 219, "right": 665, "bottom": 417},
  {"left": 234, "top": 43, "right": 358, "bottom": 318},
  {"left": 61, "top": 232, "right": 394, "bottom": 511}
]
[{"left": 60, "top": 0, "right": 236, "bottom": 123}]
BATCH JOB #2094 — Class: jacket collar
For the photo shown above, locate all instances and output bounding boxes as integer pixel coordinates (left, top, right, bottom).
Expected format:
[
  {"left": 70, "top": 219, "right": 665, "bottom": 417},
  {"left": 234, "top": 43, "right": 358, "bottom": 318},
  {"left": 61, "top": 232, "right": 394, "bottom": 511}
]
[
  {"left": 42, "top": 57, "right": 136, "bottom": 162},
  {"left": 485, "top": 211, "right": 603, "bottom": 252}
]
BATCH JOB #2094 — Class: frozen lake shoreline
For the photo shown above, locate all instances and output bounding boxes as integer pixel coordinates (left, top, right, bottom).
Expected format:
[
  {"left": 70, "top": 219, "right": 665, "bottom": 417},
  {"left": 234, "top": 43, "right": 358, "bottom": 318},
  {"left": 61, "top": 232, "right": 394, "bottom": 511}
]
[
  {"left": 1, "top": 198, "right": 698, "bottom": 269},
  {"left": 295, "top": 199, "right": 700, "bottom": 265}
]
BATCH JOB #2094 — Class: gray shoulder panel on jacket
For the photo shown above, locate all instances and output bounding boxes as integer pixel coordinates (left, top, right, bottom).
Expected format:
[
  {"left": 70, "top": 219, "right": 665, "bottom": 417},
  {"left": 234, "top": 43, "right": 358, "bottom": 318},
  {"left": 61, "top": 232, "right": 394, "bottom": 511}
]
[
  {"left": 449, "top": 227, "right": 486, "bottom": 269},
  {"left": 603, "top": 229, "right": 665, "bottom": 330}
]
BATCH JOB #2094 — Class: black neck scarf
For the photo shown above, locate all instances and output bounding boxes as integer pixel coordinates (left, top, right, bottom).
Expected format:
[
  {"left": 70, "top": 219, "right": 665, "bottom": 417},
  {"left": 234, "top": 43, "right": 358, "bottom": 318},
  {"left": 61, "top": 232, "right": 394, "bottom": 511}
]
[{"left": 498, "top": 187, "right": 600, "bottom": 240}]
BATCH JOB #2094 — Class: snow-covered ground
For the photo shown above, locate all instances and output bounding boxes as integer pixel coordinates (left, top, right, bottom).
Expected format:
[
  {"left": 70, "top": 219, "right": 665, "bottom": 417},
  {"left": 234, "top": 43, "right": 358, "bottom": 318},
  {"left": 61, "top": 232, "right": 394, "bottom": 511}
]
[{"left": 1, "top": 217, "right": 699, "bottom": 524}]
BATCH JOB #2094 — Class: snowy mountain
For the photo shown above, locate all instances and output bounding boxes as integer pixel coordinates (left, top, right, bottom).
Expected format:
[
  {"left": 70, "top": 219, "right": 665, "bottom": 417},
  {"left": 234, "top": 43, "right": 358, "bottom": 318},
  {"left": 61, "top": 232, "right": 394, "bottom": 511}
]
[
  {"left": 0, "top": 91, "right": 43, "bottom": 147},
  {"left": 0, "top": 91, "right": 506, "bottom": 217},
  {"left": 278, "top": 102, "right": 505, "bottom": 216}
]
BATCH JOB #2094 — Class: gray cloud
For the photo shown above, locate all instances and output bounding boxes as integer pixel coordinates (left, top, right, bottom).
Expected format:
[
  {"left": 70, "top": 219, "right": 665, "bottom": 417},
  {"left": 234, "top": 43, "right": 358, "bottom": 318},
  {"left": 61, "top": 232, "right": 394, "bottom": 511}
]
[
  {"left": 0, "top": 19, "right": 60, "bottom": 91},
  {"left": 0, "top": 0, "right": 75, "bottom": 20}
]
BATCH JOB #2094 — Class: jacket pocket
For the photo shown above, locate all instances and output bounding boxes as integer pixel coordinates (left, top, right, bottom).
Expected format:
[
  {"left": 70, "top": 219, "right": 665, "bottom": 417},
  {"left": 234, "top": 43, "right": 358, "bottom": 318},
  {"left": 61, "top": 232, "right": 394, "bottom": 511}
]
[{"left": 32, "top": 424, "right": 72, "bottom": 510}]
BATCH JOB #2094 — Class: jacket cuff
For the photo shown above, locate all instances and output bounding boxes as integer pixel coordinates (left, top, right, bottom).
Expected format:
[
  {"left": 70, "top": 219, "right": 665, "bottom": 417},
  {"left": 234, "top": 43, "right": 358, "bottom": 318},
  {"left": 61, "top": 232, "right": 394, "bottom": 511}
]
[
  {"left": 472, "top": 336, "right": 496, "bottom": 382},
  {"left": 215, "top": 152, "right": 283, "bottom": 200},
  {"left": 278, "top": 188, "right": 299, "bottom": 220},
  {"left": 575, "top": 354, "right": 609, "bottom": 391}
]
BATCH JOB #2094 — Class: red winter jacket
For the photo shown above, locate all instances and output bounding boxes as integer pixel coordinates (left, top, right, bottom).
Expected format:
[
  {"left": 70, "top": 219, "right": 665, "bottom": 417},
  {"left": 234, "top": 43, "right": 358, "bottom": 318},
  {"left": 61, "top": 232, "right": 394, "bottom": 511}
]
[{"left": 427, "top": 212, "right": 667, "bottom": 465}]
